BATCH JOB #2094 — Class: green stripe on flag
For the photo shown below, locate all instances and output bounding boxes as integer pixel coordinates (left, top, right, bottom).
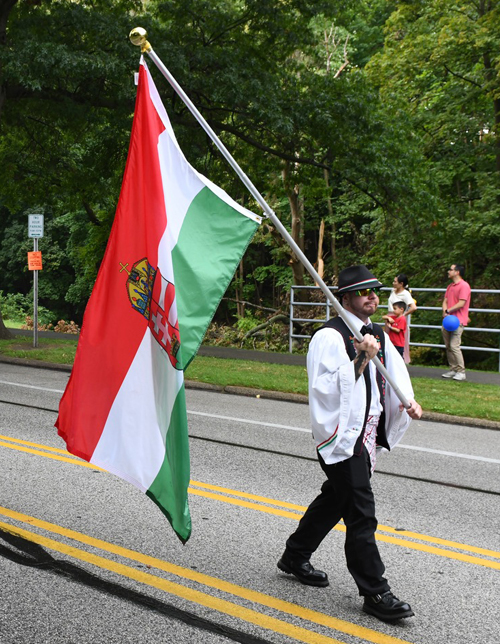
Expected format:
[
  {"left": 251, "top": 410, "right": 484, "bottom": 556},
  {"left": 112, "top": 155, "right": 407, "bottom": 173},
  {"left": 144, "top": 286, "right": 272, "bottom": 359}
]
[
  {"left": 172, "top": 186, "right": 259, "bottom": 369},
  {"left": 146, "top": 383, "right": 191, "bottom": 542}
]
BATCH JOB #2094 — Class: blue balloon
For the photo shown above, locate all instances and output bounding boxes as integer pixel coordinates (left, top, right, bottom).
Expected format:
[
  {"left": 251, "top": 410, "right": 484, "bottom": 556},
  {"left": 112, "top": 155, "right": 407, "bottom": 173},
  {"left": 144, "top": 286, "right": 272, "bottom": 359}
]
[{"left": 443, "top": 314, "right": 460, "bottom": 332}]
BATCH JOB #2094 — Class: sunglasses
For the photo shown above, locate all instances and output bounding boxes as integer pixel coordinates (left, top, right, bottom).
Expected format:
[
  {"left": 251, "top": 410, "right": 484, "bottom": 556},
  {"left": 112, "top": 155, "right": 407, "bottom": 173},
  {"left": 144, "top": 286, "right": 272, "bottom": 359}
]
[{"left": 353, "top": 287, "right": 380, "bottom": 296}]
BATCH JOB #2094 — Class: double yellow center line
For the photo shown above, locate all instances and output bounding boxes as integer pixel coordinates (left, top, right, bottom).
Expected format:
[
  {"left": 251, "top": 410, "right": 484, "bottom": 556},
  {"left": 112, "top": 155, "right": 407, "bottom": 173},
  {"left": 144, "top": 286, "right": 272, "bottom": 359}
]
[
  {"left": 0, "top": 505, "right": 411, "bottom": 644},
  {"left": 2, "top": 432, "right": 500, "bottom": 643},
  {"left": 1, "top": 433, "right": 499, "bottom": 571},
  {"left": 188, "top": 481, "right": 500, "bottom": 569}
]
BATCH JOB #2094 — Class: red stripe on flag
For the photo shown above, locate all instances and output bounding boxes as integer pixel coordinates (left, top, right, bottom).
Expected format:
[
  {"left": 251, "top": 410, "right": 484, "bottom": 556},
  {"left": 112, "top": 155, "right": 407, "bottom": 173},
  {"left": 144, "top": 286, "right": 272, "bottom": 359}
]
[{"left": 56, "top": 66, "right": 167, "bottom": 460}]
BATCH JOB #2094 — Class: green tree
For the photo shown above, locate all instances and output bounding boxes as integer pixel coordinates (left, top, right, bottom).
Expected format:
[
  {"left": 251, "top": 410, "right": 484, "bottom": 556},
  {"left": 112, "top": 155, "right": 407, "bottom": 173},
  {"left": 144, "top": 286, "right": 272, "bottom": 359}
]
[
  {"left": 4, "top": 0, "right": 494, "bottom": 338},
  {"left": 0, "top": 0, "right": 146, "bottom": 333},
  {"left": 367, "top": 0, "right": 500, "bottom": 286}
]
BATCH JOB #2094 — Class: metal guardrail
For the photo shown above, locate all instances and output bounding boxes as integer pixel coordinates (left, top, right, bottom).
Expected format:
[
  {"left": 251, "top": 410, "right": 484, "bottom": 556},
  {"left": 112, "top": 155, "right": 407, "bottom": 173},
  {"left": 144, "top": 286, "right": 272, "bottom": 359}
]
[{"left": 289, "top": 285, "right": 500, "bottom": 371}]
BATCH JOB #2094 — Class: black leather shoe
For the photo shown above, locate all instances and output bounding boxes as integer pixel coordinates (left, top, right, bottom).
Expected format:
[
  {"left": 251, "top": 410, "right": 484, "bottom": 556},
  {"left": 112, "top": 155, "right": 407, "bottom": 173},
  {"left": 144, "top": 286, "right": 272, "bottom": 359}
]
[
  {"left": 277, "top": 553, "right": 329, "bottom": 587},
  {"left": 363, "top": 591, "right": 414, "bottom": 622}
]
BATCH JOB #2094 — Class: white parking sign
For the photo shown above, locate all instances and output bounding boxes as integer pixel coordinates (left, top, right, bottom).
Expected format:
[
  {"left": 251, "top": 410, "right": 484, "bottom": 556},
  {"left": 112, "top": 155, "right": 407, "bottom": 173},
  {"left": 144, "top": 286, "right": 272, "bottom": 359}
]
[{"left": 28, "top": 214, "right": 44, "bottom": 238}]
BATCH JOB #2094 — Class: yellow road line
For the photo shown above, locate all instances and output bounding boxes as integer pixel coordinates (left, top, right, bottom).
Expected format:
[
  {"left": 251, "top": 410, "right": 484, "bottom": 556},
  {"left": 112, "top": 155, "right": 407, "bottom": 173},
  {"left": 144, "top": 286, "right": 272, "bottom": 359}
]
[
  {"left": 0, "top": 440, "right": 103, "bottom": 470},
  {"left": 375, "top": 525, "right": 500, "bottom": 559},
  {"left": 0, "top": 507, "right": 411, "bottom": 644},
  {"left": 188, "top": 487, "right": 303, "bottom": 520},
  {"left": 0, "top": 520, "right": 347, "bottom": 644},
  {"left": 188, "top": 488, "right": 500, "bottom": 570},
  {"left": 0, "top": 433, "right": 72, "bottom": 456},
  {"left": 2, "top": 435, "right": 499, "bottom": 566},
  {"left": 190, "top": 478, "right": 306, "bottom": 511},
  {"left": 189, "top": 481, "right": 500, "bottom": 560}
]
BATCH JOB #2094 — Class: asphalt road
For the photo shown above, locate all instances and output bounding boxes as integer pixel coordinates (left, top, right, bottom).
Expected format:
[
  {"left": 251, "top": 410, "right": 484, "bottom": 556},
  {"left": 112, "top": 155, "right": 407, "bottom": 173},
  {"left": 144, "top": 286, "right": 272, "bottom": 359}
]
[{"left": 1, "top": 362, "right": 499, "bottom": 644}]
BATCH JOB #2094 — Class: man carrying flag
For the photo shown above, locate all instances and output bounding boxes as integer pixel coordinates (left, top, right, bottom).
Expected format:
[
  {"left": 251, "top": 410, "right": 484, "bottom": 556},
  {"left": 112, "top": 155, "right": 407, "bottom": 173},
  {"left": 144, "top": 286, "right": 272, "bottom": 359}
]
[{"left": 56, "top": 59, "right": 260, "bottom": 542}]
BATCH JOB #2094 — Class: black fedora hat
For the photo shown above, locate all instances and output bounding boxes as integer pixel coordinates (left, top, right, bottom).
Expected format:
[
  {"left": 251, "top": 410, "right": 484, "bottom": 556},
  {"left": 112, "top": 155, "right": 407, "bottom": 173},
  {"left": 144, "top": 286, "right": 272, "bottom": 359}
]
[{"left": 336, "top": 265, "right": 383, "bottom": 296}]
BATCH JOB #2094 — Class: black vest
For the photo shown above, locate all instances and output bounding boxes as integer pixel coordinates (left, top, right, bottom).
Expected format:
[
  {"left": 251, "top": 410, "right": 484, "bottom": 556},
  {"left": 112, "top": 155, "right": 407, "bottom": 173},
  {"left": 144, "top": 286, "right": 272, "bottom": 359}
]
[{"left": 314, "top": 317, "right": 390, "bottom": 452}]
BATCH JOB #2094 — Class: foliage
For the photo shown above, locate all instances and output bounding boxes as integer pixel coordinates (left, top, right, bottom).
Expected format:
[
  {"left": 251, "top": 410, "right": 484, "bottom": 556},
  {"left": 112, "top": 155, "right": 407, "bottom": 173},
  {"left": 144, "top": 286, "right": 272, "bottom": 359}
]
[
  {"left": 0, "top": 290, "right": 54, "bottom": 325},
  {"left": 204, "top": 319, "right": 291, "bottom": 352},
  {"left": 366, "top": 0, "right": 500, "bottom": 287},
  {"left": 0, "top": 0, "right": 499, "bottom": 330},
  {"left": 21, "top": 316, "right": 80, "bottom": 334},
  {"left": 0, "top": 290, "right": 26, "bottom": 321},
  {"left": 53, "top": 319, "right": 81, "bottom": 334},
  {"left": 0, "top": 208, "right": 78, "bottom": 318},
  {"left": 235, "top": 312, "right": 261, "bottom": 334},
  {"left": 0, "top": 0, "right": 143, "bottom": 323},
  {"left": 21, "top": 316, "right": 54, "bottom": 332}
]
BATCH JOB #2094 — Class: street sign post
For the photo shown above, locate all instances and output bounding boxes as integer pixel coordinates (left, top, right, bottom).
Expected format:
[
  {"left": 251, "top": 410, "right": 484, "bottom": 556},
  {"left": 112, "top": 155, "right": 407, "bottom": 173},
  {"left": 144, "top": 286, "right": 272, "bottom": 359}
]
[{"left": 28, "top": 214, "right": 44, "bottom": 347}]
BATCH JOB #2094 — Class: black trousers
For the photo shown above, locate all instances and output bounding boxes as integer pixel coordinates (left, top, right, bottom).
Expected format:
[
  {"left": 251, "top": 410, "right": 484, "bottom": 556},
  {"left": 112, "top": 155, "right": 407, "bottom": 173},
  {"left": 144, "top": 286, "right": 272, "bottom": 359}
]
[{"left": 285, "top": 448, "right": 390, "bottom": 596}]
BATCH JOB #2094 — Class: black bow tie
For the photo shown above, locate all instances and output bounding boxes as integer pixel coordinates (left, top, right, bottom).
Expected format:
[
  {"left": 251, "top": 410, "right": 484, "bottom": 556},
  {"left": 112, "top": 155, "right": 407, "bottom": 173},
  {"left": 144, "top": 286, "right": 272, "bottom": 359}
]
[{"left": 360, "top": 325, "right": 372, "bottom": 336}]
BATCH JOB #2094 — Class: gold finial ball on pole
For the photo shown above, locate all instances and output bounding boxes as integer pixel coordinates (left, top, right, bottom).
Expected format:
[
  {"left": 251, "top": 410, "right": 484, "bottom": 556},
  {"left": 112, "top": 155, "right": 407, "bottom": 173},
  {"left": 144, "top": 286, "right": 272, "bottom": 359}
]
[{"left": 129, "top": 27, "right": 151, "bottom": 53}]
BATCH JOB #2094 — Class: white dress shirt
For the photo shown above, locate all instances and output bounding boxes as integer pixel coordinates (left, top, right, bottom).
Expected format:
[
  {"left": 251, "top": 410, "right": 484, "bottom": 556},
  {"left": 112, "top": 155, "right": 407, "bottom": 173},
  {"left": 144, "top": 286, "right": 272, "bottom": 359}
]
[{"left": 307, "top": 310, "right": 414, "bottom": 465}]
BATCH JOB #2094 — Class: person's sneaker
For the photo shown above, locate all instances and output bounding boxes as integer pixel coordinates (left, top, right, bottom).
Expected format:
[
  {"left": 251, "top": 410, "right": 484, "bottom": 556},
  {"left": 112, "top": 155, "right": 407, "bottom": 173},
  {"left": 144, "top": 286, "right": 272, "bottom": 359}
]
[
  {"left": 453, "top": 372, "right": 466, "bottom": 381},
  {"left": 441, "top": 370, "right": 456, "bottom": 378},
  {"left": 363, "top": 591, "right": 414, "bottom": 622}
]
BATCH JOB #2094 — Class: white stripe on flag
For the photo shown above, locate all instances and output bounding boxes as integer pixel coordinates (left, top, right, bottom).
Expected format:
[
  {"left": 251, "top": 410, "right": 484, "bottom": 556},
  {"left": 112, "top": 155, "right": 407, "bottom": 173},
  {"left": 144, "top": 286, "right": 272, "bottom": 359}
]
[{"left": 90, "top": 332, "right": 184, "bottom": 490}]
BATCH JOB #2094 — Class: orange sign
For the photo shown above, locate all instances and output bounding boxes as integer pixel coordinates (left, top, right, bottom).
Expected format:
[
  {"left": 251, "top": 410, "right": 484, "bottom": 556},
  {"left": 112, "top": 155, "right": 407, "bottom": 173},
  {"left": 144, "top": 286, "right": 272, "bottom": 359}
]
[{"left": 28, "top": 251, "right": 43, "bottom": 270}]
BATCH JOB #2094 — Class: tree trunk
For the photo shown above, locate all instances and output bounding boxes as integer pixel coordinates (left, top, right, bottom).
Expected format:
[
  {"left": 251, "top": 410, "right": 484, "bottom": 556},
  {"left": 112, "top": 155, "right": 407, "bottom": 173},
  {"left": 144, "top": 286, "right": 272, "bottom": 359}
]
[
  {"left": 324, "top": 168, "right": 338, "bottom": 279},
  {"left": 316, "top": 218, "right": 325, "bottom": 283},
  {"left": 282, "top": 160, "right": 305, "bottom": 286},
  {"left": 235, "top": 259, "right": 245, "bottom": 318},
  {"left": 0, "top": 309, "right": 14, "bottom": 339}
]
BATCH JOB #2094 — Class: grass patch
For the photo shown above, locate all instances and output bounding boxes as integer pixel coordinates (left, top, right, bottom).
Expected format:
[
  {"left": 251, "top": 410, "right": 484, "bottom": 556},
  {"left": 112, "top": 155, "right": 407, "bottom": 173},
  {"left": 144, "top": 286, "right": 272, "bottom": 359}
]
[
  {"left": 1, "top": 337, "right": 499, "bottom": 421},
  {"left": 410, "top": 378, "right": 500, "bottom": 421},
  {"left": 3, "top": 321, "right": 24, "bottom": 329},
  {"left": 0, "top": 335, "right": 77, "bottom": 365},
  {"left": 187, "top": 356, "right": 309, "bottom": 395},
  {"left": 187, "top": 356, "right": 500, "bottom": 421}
]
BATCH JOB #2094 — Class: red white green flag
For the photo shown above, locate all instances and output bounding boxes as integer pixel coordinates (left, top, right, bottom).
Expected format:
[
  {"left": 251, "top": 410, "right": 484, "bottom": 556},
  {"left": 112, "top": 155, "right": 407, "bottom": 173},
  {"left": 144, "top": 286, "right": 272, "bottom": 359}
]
[{"left": 56, "top": 60, "right": 260, "bottom": 542}]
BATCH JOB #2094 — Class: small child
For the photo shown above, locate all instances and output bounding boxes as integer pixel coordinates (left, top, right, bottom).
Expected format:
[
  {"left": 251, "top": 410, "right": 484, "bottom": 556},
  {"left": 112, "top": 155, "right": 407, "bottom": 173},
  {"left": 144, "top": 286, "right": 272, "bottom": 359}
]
[{"left": 385, "top": 301, "right": 407, "bottom": 358}]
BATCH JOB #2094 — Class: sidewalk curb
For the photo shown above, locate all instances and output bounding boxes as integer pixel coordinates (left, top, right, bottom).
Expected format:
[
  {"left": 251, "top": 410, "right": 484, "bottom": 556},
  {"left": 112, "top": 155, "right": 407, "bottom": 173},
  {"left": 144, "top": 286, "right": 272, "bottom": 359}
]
[
  {"left": 1, "top": 355, "right": 499, "bottom": 430},
  {"left": 0, "top": 355, "right": 73, "bottom": 372}
]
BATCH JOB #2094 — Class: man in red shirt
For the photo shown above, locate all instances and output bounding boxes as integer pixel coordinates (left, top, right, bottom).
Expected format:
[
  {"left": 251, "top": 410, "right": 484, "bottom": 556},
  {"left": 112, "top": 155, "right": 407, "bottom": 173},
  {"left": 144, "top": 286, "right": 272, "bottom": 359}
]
[
  {"left": 442, "top": 264, "right": 471, "bottom": 381},
  {"left": 385, "top": 301, "right": 407, "bottom": 358}
]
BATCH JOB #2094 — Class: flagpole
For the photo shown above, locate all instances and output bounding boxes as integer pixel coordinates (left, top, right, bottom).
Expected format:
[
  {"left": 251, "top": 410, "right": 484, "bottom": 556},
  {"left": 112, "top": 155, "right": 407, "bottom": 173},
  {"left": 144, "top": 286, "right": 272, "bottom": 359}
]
[{"left": 129, "top": 28, "right": 411, "bottom": 409}]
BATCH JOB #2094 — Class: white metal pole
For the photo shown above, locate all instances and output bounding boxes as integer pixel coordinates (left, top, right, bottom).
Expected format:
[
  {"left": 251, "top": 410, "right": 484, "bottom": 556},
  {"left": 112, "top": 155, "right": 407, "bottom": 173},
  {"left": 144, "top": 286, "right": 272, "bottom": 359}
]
[
  {"left": 129, "top": 29, "right": 410, "bottom": 409},
  {"left": 33, "top": 238, "right": 38, "bottom": 348}
]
